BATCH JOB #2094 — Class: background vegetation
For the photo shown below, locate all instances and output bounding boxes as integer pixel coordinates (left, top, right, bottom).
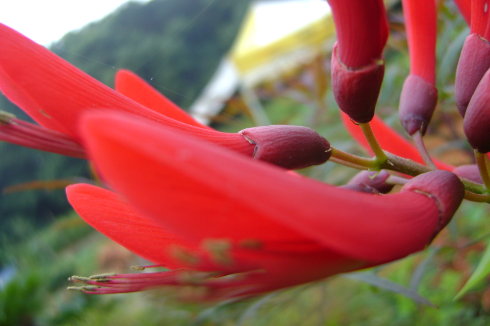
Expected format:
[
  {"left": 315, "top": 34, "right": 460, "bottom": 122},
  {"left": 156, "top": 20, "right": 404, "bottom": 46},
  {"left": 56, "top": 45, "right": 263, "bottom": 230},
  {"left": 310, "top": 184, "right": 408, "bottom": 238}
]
[{"left": 1, "top": 0, "right": 490, "bottom": 325}]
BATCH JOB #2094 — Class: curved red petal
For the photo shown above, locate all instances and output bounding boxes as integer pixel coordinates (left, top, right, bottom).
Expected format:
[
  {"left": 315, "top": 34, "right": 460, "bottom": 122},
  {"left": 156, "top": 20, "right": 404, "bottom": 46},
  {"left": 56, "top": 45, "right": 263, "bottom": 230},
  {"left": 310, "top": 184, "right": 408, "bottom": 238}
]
[
  {"left": 67, "top": 183, "right": 367, "bottom": 295},
  {"left": 115, "top": 69, "right": 209, "bottom": 129},
  {"left": 0, "top": 24, "right": 252, "bottom": 155},
  {"left": 471, "top": 0, "right": 490, "bottom": 37},
  {"left": 80, "top": 111, "right": 460, "bottom": 263},
  {"left": 341, "top": 112, "right": 453, "bottom": 170},
  {"left": 66, "top": 183, "right": 210, "bottom": 269}
]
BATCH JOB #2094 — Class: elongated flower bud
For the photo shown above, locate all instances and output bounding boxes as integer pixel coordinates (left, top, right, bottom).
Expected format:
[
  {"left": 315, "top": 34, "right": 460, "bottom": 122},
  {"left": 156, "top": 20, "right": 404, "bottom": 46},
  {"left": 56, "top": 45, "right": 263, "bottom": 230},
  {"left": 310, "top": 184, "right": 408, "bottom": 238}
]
[
  {"left": 342, "top": 170, "right": 393, "bottom": 194},
  {"left": 328, "top": 0, "right": 388, "bottom": 123},
  {"left": 455, "top": 34, "right": 490, "bottom": 116},
  {"left": 331, "top": 45, "right": 385, "bottom": 123},
  {"left": 399, "top": 75, "right": 438, "bottom": 135},
  {"left": 239, "top": 125, "right": 331, "bottom": 169},
  {"left": 399, "top": 0, "right": 437, "bottom": 135},
  {"left": 464, "top": 68, "right": 490, "bottom": 153}
]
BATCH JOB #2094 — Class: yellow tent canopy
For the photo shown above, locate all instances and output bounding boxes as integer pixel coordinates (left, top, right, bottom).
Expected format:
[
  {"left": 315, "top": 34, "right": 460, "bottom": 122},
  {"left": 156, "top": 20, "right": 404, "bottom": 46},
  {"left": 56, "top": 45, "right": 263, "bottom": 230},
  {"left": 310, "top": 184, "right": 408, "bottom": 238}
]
[{"left": 190, "top": 0, "right": 333, "bottom": 124}]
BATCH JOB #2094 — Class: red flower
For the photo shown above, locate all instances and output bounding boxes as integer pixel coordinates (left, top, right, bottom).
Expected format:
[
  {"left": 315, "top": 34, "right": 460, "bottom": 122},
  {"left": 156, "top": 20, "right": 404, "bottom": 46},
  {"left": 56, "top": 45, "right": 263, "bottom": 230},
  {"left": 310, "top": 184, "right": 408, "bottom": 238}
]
[
  {"left": 65, "top": 110, "right": 464, "bottom": 299},
  {"left": 0, "top": 24, "right": 329, "bottom": 169},
  {"left": 399, "top": 0, "right": 438, "bottom": 135},
  {"left": 328, "top": 0, "right": 388, "bottom": 123}
]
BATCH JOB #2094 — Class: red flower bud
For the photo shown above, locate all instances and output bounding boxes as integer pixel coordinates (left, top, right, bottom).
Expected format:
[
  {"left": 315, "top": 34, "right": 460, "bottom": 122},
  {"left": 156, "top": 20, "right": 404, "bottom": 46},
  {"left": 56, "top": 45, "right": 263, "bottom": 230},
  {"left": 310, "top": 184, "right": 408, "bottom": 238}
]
[
  {"left": 342, "top": 170, "right": 393, "bottom": 194},
  {"left": 331, "top": 44, "right": 385, "bottom": 123},
  {"left": 239, "top": 125, "right": 331, "bottom": 169},
  {"left": 455, "top": 34, "right": 490, "bottom": 116},
  {"left": 463, "top": 67, "right": 490, "bottom": 153},
  {"left": 399, "top": 75, "right": 438, "bottom": 135}
]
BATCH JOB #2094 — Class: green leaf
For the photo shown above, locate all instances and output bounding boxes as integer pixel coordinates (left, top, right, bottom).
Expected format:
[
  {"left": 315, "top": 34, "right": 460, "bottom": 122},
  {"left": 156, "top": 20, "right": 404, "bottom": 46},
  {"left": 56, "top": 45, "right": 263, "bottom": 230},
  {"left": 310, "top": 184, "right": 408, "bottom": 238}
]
[{"left": 454, "top": 240, "right": 490, "bottom": 300}]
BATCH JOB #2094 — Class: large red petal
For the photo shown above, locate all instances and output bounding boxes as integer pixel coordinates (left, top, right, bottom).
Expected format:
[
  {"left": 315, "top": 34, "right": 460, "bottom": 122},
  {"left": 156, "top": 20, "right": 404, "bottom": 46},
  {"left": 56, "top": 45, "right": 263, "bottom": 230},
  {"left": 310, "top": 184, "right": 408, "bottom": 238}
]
[
  {"left": 80, "top": 111, "right": 456, "bottom": 263},
  {"left": 115, "top": 69, "right": 209, "bottom": 129},
  {"left": 341, "top": 113, "right": 453, "bottom": 170},
  {"left": 0, "top": 24, "right": 252, "bottom": 155}
]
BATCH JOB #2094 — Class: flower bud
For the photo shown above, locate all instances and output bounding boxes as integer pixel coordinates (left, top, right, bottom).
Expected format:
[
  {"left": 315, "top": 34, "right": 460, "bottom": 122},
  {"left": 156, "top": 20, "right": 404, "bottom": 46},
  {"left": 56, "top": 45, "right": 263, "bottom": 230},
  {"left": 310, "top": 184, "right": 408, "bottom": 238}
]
[
  {"left": 463, "top": 67, "right": 490, "bottom": 153},
  {"left": 331, "top": 44, "right": 385, "bottom": 123},
  {"left": 239, "top": 125, "right": 331, "bottom": 170},
  {"left": 455, "top": 34, "right": 490, "bottom": 116},
  {"left": 401, "top": 170, "right": 464, "bottom": 233},
  {"left": 452, "top": 164, "right": 483, "bottom": 184},
  {"left": 342, "top": 170, "right": 393, "bottom": 194},
  {"left": 399, "top": 75, "right": 438, "bottom": 135}
]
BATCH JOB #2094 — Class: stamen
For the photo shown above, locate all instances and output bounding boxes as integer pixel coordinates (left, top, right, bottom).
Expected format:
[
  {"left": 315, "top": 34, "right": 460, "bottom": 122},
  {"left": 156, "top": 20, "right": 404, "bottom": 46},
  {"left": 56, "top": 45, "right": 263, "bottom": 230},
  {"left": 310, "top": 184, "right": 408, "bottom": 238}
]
[{"left": 0, "top": 112, "right": 86, "bottom": 158}]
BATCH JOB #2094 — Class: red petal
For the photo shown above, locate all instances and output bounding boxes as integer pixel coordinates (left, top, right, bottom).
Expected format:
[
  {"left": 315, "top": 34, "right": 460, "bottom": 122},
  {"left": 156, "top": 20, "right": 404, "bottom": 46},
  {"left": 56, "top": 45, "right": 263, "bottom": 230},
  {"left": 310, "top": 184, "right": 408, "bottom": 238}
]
[
  {"left": 115, "top": 69, "right": 209, "bottom": 129},
  {"left": 80, "top": 111, "right": 461, "bottom": 263},
  {"left": 0, "top": 24, "right": 252, "bottom": 155},
  {"left": 454, "top": 0, "right": 471, "bottom": 25},
  {"left": 328, "top": 0, "right": 388, "bottom": 68},
  {"left": 67, "top": 183, "right": 366, "bottom": 296},
  {"left": 66, "top": 183, "right": 210, "bottom": 269},
  {"left": 341, "top": 112, "right": 453, "bottom": 170},
  {"left": 402, "top": 0, "right": 437, "bottom": 83}
]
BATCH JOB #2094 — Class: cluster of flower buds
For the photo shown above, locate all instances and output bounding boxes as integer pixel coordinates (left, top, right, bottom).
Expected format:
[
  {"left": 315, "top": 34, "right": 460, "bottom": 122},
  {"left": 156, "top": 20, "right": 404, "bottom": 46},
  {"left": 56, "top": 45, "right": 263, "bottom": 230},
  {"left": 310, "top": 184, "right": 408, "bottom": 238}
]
[{"left": 0, "top": 0, "right": 488, "bottom": 301}]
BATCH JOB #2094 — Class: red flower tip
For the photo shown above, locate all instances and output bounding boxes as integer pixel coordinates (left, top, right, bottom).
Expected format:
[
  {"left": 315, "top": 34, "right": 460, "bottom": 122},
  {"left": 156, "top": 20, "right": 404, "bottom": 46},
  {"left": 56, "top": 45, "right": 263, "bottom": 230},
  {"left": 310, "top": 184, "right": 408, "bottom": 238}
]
[
  {"left": 401, "top": 170, "right": 464, "bottom": 233},
  {"left": 331, "top": 44, "right": 385, "bottom": 123},
  {"left": 463, "top": 68, "right": 490, "bottom": 153},
  {"left": 327, "top": 0, "right": 388, "bottom": 68},
  {"left": 455, "top": 34, "right": 490, "bottom": 116},
  {"left": 239, "top": 125, "right": 331, "bottom": 169},
  {"left": 342, "top": 170, "right": 394, "bottom": 194},
  {"left": 399, "top": 74, "right": 438, "bottom": 135},
  {"left": 453, "top": 164, "right": 483, "bottom": 184}
]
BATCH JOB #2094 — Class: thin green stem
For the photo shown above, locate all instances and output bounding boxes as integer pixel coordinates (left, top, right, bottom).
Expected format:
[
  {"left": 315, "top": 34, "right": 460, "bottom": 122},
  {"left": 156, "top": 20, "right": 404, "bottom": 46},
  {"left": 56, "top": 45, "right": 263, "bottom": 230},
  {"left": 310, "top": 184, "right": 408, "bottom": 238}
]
[
  {"left": 359, "top": 122, "right": 388, "bottom": 164},
  {"left": 464, "top": 191, "right": 490, "bottom": 203},
  {"left": 330, "top": 147, "right": 377, "bottom": 169},
  {"left": 412, "top": 131, "right": 436, "bottom": 169},
  {"left": 475, "top": 151, "right": 490, "bottom": 192}
]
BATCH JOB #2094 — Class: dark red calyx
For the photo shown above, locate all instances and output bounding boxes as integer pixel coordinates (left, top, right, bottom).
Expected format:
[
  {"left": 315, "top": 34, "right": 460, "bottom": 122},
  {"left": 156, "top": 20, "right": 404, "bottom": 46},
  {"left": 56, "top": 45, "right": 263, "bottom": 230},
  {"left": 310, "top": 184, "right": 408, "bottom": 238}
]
[
  {"left": 331, "top": 43, "right": 385, "bottom": 123},
  {"left": 455, "top": 33, "right": 490, "bottom": 116},
  {"left": 399, "top": 74, "right": 438, "bottom": 135},
  {"left": 452, "top": 164, "right": 483, "bottom": 184},
  {"left": 342, "top": 170, "right": 394, "bottom": 194},
  {"left": 239, "top": 125, "right": 331, "bottom": 169},
  {"left": 463, "top": 68, "right": 490, "bottom": 153},
  {"left": 401, "top": 170, "right": 464, "bottom": 232}
]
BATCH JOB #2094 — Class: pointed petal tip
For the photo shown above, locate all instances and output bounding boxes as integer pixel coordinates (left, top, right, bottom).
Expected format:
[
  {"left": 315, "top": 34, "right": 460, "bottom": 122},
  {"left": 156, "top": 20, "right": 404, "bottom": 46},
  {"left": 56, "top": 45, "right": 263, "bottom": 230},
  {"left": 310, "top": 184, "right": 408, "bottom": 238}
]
[
  {"left": 402, "top": 170, "right": 465, "bottom": 231},
  {"left": 399, "top": 75, "right": 437, "bottom": 135}
]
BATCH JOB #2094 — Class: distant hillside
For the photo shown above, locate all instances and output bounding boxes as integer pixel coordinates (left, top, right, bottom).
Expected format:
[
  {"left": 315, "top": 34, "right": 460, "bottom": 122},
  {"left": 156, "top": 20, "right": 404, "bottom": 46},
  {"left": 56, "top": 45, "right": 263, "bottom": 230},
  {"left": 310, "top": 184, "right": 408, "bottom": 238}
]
[{"left": 51, "top": 0, "right": 251, "bottom": 108}]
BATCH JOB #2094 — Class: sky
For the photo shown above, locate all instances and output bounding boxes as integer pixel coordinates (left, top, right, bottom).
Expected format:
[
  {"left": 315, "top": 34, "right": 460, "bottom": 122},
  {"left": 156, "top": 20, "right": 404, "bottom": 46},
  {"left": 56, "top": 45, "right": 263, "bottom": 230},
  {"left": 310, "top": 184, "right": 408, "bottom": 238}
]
[{"left": 0, "top": 0, "right": 149, "bottom": 46}]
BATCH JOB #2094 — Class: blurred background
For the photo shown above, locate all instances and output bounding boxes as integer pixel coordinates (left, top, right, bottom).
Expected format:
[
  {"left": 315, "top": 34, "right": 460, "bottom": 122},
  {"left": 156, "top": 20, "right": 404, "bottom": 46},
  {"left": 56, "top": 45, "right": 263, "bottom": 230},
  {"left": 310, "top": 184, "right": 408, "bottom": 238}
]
[{"left": 1, "top": 0, "right": 490, "bottom": 325}]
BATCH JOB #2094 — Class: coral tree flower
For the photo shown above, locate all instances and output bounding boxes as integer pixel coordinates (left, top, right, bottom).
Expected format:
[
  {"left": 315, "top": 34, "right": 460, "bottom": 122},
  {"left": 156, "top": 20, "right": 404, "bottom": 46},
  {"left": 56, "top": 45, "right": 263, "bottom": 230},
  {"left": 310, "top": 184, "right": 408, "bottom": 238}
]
[
  {"left": 0, "top": 24, "right": 329, "bottom": 170},
  {"left": 66, "top": 110, "right": 464, "bottom": 299},
  {"left": 455, "top": 0, "right": 490, "bottom": 116},
  {"left": 328, "top": 0, "right": 388, "bottom": 123},
  {"left": 398, "top": 0, "right": 438, "bottom": 135}
]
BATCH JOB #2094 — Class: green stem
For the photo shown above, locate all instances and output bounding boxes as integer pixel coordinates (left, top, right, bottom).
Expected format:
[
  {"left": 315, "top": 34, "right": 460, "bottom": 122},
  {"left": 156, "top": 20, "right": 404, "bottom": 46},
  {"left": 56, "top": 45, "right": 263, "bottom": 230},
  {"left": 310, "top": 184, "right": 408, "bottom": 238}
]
[
  {"left": 475, "top": 150, "right": 490, "bottom": 192},
  {"left": 330, "top": 147, "right": 377, "bottom": 169},
  {"left": 464, "top": 191, "right": 490, "bottom": 203},
  {"left": 359, "top": 122, "right": 388, "bottom": 164},
  {"left": 412, "top": 131, "right": 436, "bottom": 169}
]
